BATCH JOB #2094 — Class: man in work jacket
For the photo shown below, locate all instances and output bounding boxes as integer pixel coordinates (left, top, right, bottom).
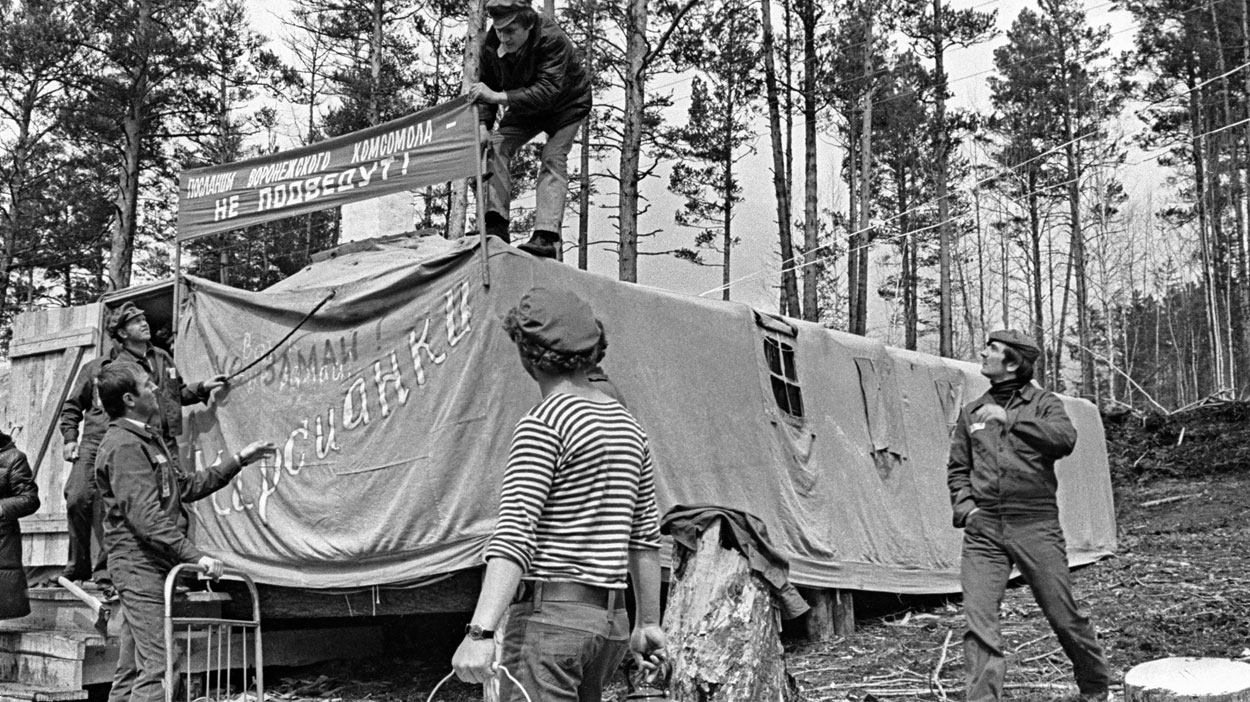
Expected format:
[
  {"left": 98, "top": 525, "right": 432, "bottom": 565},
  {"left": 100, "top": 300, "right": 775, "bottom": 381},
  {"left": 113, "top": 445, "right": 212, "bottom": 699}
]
[
  {"left": 94, "top": 361, "right": 274, "bottom": 702},
  {"left": 57, "top": 302, "right": 225, "bottom": 588},
  {"left": 468, "top": 0, "right": 592, "bottom": 260},
  {"left": 947, "top": 330, "right": 1110, "bottom": 702}
]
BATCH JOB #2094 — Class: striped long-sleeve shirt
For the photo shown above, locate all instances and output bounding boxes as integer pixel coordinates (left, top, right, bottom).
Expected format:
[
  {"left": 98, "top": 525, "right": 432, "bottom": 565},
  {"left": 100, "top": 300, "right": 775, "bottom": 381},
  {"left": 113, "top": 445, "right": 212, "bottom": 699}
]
[{"left": 485, "top": 393, "right": 662, "bottom": 588}]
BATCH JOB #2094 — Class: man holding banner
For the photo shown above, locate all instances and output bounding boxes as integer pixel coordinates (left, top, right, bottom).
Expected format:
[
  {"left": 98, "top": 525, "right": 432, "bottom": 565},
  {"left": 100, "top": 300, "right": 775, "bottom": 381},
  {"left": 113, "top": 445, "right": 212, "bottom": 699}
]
[{"left": 468, "top": 0, "right": 591, "bottom": 260}]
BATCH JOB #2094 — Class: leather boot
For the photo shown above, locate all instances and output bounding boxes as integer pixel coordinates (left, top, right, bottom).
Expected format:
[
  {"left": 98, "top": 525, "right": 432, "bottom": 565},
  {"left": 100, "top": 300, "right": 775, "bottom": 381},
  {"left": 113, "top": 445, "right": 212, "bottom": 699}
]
[{"left": 517, "top": 230, "right": 560, "bottom": 259}]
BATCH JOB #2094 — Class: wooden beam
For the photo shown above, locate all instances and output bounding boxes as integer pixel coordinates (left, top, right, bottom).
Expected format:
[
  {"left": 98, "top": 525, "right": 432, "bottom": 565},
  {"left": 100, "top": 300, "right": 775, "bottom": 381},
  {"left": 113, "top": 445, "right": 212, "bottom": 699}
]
[{"left": 219, "top": 570, "right": 481, "bottom": 620}]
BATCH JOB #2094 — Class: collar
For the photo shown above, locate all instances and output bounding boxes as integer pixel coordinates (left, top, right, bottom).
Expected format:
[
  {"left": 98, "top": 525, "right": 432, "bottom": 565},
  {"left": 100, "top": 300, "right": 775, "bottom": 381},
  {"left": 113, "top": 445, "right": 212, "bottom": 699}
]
[
  {"left": 110, "top": 417, "right": 157, "bottom": 440},
  {"left": 970, "top": 380, "right": 1043, "bottom": 410}
]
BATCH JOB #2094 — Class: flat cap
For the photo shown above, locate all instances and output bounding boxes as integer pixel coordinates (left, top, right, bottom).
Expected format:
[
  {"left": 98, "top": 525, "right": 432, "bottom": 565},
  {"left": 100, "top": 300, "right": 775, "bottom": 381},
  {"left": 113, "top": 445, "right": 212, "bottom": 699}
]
[
  {"left": 987, "top": 329, "right": 1040, "bottom": 362},
  {"left": 107, "top": 302, "right": 146, "bottom": 336},
  {"left": 485, "top": 0, "right": 531, "bottom": 28},
  {"left": 512, "top": 287, "right": 601, "bottom": 354}
]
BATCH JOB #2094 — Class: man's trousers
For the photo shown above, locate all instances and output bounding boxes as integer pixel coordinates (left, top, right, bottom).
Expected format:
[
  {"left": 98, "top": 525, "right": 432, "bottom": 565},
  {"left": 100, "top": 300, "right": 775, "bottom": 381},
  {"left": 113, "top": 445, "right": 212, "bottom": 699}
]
[
  {"left": 63, "top": 446, "right": 108, "bottom": 582},
  {"left": 960, "top": 512, "right": 1109, "bottom": 702},
  {"left": 486, "top": 119, "right": 583, "bottom": 235},
  {"left": 107, "top": 551, "right": 172, "bottom": 702}
]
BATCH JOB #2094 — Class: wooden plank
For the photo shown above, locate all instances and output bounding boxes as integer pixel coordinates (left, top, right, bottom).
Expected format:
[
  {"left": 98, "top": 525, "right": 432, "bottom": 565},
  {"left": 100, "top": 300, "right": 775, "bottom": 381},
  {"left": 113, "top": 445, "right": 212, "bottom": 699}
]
[
  {"left": 0, "top": 631, "right": 88, "bottom": 660},
  {"left": 10, "top": 330, "right": 97, "bottom": 360},
  {"left": 16, "top": 518, "right": 67, "bottom": 535},
  {"left": 0, "top": 682, "right": 89, "bottom": 702},
  {"left": 0, "top": 652, "right": 82, "bottom": 689}
]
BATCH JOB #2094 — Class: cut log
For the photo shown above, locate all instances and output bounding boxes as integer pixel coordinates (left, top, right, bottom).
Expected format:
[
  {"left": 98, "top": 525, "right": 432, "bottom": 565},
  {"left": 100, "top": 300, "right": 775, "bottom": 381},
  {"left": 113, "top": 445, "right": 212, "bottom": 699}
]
[
  {"left": 799, "top": 588, "right": 854, "bottom": 640},
  {"left": 665, "top": 519, "right": 805, "bottom": 702},
  {"left": 1124, "top": 657, "right": 1250, "bottom": 702}
]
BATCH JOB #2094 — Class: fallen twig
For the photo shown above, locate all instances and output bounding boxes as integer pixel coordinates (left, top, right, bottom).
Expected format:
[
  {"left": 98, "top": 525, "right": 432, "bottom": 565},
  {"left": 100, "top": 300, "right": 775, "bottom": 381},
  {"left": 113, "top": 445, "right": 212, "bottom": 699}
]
[
  {"left": 930, "top": 630, "right": 953, "bottom": 702},
  {"left": 1141, "top": 493, "right": 1202, "bottom": 508}
]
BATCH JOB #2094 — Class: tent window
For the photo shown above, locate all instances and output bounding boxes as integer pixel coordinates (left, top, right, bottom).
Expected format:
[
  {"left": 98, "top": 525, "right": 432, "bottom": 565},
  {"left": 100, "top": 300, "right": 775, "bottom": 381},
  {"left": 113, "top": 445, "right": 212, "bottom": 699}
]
[{"left": 763, "top": 336, "right": 804, "bottom": 419}]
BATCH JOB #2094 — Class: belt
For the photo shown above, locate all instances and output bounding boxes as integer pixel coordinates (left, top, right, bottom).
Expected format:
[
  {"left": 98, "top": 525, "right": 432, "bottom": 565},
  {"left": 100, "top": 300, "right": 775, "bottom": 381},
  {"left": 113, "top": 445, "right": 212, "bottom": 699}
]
[{"left": 516, "top": 581, "right": 626, "bottom": 611}]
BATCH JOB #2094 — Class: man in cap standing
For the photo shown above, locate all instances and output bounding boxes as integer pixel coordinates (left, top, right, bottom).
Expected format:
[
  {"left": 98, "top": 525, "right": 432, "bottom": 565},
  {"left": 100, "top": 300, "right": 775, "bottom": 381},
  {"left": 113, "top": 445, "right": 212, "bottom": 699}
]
[
  {"left": 451, "top": 287, "right": 665, "bottom": 701},
  {"left": 56, "top": 302, "right": 226, "bottom": 590},
  {"left": 467, "top": 0, "right": 592, "bottom": 260},
  {"left": 947, "top": 330, "right": 1110, "bottom": 702}
]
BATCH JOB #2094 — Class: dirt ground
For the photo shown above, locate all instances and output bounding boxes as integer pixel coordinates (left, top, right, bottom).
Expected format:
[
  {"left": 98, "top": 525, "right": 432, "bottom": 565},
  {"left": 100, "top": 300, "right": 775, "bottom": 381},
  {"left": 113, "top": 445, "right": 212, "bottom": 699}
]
[{"left": 262, "top": 402, "right": 1250, "bottom": 702}]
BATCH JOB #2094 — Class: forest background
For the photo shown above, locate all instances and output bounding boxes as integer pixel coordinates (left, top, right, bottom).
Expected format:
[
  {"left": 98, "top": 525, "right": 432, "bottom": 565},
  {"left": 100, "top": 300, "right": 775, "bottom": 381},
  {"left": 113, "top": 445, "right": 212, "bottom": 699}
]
[{"left": 0, "top": 0, "right": 1240, "bottom": 413}]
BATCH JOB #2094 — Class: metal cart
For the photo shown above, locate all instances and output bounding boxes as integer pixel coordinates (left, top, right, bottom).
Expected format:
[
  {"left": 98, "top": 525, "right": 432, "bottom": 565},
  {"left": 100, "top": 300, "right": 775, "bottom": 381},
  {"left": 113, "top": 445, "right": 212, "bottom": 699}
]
[{"left": 163, "top": 564, "right": 264, "bottom": 702}]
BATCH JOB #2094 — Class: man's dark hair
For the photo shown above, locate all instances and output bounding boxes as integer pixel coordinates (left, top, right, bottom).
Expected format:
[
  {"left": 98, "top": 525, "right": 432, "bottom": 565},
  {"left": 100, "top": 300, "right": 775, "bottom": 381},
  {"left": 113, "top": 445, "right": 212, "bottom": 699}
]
[
  {"left": 502, "top": 309, "right": 607, "bottom": 375},
  {"left": 97, "top": 362, "right": 146, "bottom": 419},
  {"left": 1001, "top": 344, "right": 1035, "bottom": 383}
]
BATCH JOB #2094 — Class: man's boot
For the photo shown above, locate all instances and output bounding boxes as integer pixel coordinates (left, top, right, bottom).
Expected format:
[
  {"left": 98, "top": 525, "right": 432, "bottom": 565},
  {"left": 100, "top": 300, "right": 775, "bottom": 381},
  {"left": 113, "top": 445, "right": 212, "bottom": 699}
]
[
  {"left": 517, "top": 230, "right": 560, "bottom": 259},
  {"left": 485, "top": 212, "right": 510, "bottom": 244}
]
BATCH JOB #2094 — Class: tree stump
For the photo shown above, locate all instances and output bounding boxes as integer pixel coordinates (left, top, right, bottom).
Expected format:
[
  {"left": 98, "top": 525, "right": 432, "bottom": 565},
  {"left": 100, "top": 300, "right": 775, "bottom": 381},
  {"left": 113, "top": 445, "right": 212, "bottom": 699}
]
[
  {"left": 799, "top": 587, "right": 855, "bottom": 640},
  {"left": 1124, "top": 658, "right": 1250, "bottom": 702},
  {"left": 665, "top": 520, "right": 805, "bottom": 702}
]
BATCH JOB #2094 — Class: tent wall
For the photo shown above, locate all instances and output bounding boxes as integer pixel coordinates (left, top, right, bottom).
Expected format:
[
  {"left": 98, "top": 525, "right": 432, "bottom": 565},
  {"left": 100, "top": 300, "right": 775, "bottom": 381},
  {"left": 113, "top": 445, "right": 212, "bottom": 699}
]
[{"left": 176, "top": 238, "right": 1115, "bottom": 594}]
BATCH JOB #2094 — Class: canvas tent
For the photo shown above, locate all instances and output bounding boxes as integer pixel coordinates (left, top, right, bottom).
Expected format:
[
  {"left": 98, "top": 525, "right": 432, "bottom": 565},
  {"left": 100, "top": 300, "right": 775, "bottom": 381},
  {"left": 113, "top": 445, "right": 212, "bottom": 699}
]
[{"left": 174, "top": 234, "right": 1116, "bottom": 595}]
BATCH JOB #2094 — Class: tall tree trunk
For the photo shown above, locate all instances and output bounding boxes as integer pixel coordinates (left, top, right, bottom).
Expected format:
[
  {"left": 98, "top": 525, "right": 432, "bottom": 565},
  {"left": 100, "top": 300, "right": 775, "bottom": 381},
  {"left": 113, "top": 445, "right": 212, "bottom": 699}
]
[
  {"left": 577, "top": 0, "right": 595, "bottom": 270},
  {"left": 760, "top": 0, "right": 800, "bottom": 315},
  {"left": 801, "top": 0, "right": 818, "bottom": 321},
  {"left": 932, "top": 0, "right": 953, "bottom": 357},
  {"left": 722, "top": 85, "right": 735, "bottom": 302},
  {"left": 1241, "top": 0, "right": 1250, "bottom": 391},
  {"left": 853, "top": 12, "right": 873, "bottom": 336},
  {"left": 896, "top": 164, "right": 916, "bottom": 349},
  {"left": 1189, "top": 68, "right": 1223, "bottom": 390},
  {"left": 1028, "top": 170, "right": 1046, "bottom": 385},
  {"left": 371, "top": 0, "right": 382, "bottom": 126},
  {"left": 618, "top": 0, "right": 647, "bottom": 282}
]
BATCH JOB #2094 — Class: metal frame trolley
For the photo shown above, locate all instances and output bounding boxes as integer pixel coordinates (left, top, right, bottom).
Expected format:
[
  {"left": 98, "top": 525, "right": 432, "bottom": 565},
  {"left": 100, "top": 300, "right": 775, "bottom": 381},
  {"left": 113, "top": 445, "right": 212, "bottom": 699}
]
[{"left": 164, "top": 565, "right": 265, "bottom": 702}]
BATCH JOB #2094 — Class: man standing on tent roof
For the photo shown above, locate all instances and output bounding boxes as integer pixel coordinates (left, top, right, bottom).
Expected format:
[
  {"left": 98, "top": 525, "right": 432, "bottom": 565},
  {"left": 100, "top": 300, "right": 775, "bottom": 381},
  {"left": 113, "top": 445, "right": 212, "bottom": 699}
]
[
  {"left": 451, "top": 287, "right": 665, "bottom": 701},
  {"left": 947, "top": 330, "right": 1110, "bottom": 702},
  {"left": 467, "top": 0, "right": 591, "bottom": 260},
  {"left": 56, "top": 302, "right": 227, "bottom": 594},
  {"left": 94, "top": 360, "right": 275, "bottom": 702}
]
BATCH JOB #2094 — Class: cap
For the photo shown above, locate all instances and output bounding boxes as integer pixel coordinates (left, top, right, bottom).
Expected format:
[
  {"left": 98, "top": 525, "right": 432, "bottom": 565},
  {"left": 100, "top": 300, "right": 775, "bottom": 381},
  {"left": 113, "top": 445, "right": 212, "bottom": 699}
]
[
  {"left": 987, "top": 329, "right": 1040, "bottom": 362},
  {"left": 485, "top": 0, "right": 530, "bottom": 28},
  {"left": 512, "top": 287, "right": 601, "bottom": 353},
  {"left": 107, "top": 302, "right": 146, "bottom": 336}
]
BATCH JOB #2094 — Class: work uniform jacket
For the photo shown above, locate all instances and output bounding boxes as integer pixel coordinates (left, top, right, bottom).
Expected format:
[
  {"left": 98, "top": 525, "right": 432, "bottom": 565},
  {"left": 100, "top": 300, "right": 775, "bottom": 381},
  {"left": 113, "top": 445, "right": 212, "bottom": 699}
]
[
  {"left": 0, "top": 432, "right": 40, "bottom": 618},
  {"left": 478, "top": 13, "right": 592, "bottom": 133},
  {"left": 96, "top": 420, "right": 242, "bottom": 567},
  {"left": 60, "top": 345, "right": 212, "bottom": 455},
  {"left": 946, "top": 383, "right": 1077, "bottom": 527}
]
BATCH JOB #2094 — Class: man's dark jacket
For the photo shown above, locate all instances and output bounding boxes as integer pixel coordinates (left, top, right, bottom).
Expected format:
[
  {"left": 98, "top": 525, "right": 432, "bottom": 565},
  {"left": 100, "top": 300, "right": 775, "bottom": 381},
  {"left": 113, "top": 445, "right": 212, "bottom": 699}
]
[
  {"left": 0, "top": 432, "right": 39, "bottom": 619},
  {"left": 60, "top": 345, "right": 212, "bottom": 453},
  {"left": 478, "top": 13, "right": 592, "bottom": 132},
  {"left": 95, "top": 420, "right": 241, "bottom": 566},
  {"left": 946, "top": 383, "right": 1078, "bottom": 527}
]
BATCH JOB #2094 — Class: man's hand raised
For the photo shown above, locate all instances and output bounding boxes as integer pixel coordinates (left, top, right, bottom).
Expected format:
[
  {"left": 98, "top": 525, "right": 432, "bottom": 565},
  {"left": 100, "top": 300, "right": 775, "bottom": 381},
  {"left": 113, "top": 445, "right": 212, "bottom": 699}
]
[
  {"left": 237, "top": 441, "right": 278, "bottom": 466},
  {"left": 201, "top": 375, "right": 229, "bottom": 393}
]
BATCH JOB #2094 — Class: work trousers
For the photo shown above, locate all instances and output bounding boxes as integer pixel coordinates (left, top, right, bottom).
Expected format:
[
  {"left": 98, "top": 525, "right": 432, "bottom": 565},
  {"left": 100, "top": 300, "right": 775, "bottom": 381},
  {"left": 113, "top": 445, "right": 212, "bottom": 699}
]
[
  {"left": 108, "top": 551, "right": 174, "bottom": 702},
  {"left": 487, "top": 119, "right": 583, "bottom": 235},
  {"left": 497, "top": 599, "right": 630, "bottom": 702},
  {"left": 63, "top": 445, "right": 109, "bottom": 582},
  {"left": 960, "top": 512, "right": 1109, "bottom": 702}
]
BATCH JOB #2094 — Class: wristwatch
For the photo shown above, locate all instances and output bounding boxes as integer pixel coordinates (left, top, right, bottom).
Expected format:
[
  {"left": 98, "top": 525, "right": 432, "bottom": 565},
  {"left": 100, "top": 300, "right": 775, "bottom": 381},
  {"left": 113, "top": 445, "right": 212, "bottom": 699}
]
[{"left": 465, "top": 624, "right": 495, "bottom": 641}]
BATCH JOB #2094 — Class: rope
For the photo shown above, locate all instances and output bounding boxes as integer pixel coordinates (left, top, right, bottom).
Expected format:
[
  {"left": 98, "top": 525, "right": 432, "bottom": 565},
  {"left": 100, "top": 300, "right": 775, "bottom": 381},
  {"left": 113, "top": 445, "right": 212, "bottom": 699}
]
[
  {"left": 425, "top": 664, "right": 533, "bottom": 702},
  {"left": 224, "top": 290, "right": 337, "bottom": 382}
]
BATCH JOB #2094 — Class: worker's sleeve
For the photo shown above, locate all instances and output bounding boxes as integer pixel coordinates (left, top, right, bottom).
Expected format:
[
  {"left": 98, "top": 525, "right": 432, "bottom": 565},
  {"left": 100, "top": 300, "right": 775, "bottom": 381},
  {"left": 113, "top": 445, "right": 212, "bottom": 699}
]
[
  {"left": 629, "top": 441, "right": 662, "bottom": 550},
  {"left": 503, "top": 33, "right": 573, "bottom": 114},
  {"left": 106, "top": 443, "right": 204, "bottom": 563},
  {"left": 179, "top": 454, "right": 243, "bottom": 504},
  {"left": 478, "top": 53, "right": 501, "bottom": 130},
  {"left": 946, "top": 408, "right": 977, "bottom": 528},
  {"left": 179, "top": 372, "right": 211, "bottom": 406},
  {"left": 1011, "top": 393, "right": 1077, "bottom": 459},
  {"left": 0, "top": 452, "right": 40, "bottom": 523},
  {"left": 484, "top": 417, "right": 561, "bottom": 573},
  {"left": 58, "top": 365, "right": 95, "bottom": 443}
]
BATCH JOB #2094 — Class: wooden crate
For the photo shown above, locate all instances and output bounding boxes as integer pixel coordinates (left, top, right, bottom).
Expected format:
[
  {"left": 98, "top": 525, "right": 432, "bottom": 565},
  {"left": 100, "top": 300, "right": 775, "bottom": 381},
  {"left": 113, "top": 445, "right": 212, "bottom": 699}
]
[{"left": 4, "top": 305, "right": 103, "bottom": 569}]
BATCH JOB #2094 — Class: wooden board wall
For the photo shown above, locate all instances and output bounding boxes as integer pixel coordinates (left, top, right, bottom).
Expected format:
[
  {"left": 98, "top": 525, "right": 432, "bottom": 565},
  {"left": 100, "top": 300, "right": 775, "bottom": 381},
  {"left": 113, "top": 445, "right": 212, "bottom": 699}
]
[{"left": 4, "top": 304, "right": 102, "bottom": 568}]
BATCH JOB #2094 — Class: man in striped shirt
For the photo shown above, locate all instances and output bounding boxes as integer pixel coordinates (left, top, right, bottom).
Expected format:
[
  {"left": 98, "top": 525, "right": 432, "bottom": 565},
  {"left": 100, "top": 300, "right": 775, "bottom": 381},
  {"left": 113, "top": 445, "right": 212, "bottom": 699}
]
[{"left": 452, "top": 287, "right": 665, "bottom": 701}]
